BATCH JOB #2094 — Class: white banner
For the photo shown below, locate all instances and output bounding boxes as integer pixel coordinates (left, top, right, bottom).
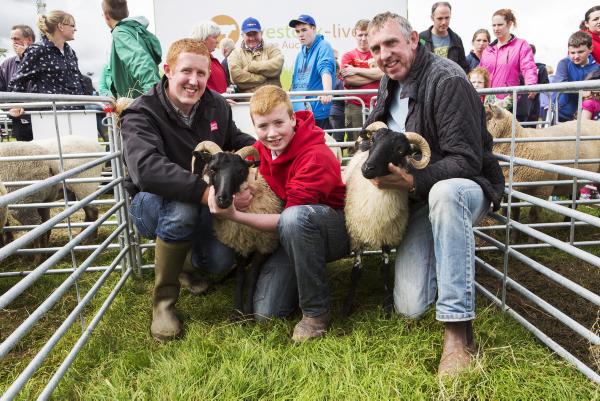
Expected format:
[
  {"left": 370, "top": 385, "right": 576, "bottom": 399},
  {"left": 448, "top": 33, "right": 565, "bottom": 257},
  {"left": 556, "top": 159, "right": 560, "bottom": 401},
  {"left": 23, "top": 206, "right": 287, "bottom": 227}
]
[{"left": 153, "top": 1, "right": 407, "bottom": 88}]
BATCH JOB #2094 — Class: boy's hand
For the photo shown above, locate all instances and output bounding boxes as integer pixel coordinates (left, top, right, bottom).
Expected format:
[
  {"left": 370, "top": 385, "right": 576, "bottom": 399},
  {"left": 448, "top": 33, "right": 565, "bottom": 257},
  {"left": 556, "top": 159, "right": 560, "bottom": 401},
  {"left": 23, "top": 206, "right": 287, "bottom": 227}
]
[{"left": 233, "top": 188, "right": 252, "bottom": 212}]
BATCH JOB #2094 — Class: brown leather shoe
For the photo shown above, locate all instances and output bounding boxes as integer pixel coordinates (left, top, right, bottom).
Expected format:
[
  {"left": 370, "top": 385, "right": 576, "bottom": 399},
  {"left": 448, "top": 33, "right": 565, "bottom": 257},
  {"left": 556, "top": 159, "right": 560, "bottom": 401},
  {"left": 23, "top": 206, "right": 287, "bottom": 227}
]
[
  {"left": 438, "top": 321, "right": 476, "bottom": 377},
  {"left": 292, "top": 311, "right": 331, "bottom": 343}
]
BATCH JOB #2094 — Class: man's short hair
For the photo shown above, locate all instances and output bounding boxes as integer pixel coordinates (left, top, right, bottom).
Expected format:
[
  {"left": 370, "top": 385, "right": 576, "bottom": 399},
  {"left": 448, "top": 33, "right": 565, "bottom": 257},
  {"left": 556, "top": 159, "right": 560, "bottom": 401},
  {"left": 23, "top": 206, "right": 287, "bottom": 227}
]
[
  {"left": 190, "top": 20, "right": 221, "bottom": 41},
  {"left": 368, "top": 12, "right": 413, "bottom": 43},
  {"left": 431, "top": 1, "right": 451, "bottom": 15},
  {"left": 354, "top": 19, "right": 370, "bottom": 32},
  {"left": 568, "top": 31, "right": 592, "bottom": 49},
  {"left": 468, "top": 67, "right": 490, "bottom": 88},
  {"left": 166, "top": 38, "right": 211, "bottom": 69},
  {"left": 219, "top": 37, "right": 235, "bottom": 53},
  {"left": 102, "top": 0, "right": 129, "bottom": 21},
  {"left": 11, "top": 24, "right": 35, "bottom": 42},
  {"left": 250, "top": 85, "right": 294, "bottom": 119}
]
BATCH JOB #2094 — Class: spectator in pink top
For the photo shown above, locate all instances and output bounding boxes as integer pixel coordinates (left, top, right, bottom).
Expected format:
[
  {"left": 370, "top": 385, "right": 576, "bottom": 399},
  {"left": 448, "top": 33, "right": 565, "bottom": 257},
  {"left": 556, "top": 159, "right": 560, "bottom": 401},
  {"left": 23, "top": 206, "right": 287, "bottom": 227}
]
[
  {"left": 190, "top": 20, "right": 228, "bottom": 94},
  {"left": 340, "top": 19, "right": 383, "bottom": 141},
  {"left": 582, "top": 69, "right": 600, "bottom": 120},
  {"left": 581, "top": 6, "right": 600, "bottom": 64},
  {"left": 479, "top": 8, "right": 537, "bottom": 120}
]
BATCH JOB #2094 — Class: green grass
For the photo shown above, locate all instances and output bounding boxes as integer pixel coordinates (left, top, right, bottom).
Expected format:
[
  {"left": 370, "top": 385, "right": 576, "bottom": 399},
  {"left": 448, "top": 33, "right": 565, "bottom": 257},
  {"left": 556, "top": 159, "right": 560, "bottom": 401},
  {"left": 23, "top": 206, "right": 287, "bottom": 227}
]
[{"left": 1, "top": 254, "right": 598, "bottom": 400}]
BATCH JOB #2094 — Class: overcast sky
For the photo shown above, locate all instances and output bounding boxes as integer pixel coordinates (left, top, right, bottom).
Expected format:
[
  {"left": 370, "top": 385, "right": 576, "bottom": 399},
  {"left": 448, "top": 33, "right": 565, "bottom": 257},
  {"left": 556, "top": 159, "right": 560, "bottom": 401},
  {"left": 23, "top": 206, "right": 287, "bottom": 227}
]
[{"left": 0, "top": 1, "right": 598, "bottom": 86}]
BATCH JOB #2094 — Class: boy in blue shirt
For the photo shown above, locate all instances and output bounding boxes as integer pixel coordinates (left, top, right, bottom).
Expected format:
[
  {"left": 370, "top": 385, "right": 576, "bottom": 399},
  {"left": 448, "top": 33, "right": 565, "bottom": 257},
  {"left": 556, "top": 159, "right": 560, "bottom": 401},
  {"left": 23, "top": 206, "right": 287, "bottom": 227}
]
[
  {"left": 289, "top": 14, "right": 336, "bottom": 129},
  {"left": 556, "top": 31, "right": 599, "bottom": 121}
]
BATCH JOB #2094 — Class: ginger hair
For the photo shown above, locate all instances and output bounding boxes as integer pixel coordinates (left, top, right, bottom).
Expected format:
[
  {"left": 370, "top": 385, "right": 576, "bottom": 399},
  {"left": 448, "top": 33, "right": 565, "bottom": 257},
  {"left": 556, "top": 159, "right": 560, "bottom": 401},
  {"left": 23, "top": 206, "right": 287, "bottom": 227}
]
[
  {"left": 165, "top": 38, "right": 210, "bottom": 69},
  {"left": 250, "top": 85, "right": 293, "bottom": 119}
]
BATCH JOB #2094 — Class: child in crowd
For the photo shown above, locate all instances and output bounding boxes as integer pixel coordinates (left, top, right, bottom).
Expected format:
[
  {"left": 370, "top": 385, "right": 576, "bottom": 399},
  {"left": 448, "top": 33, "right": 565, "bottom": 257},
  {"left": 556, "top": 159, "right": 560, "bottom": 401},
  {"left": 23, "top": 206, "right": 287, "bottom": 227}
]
[
  {"left": 555, "top": 31, "right": 599, "bottom": 121},
  {"left": 468, "top": 67, "right": 513, "bottom": 109},
  {"left": 582, "top": 69, "right": 600, "bottom": 120}
]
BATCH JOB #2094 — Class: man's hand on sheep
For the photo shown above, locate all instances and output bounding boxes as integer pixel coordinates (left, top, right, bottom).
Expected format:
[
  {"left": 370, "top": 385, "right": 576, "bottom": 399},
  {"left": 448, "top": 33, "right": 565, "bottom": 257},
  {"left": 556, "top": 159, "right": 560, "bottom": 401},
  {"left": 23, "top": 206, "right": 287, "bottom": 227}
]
[
  {"left": 370, "top": 163, "right": 415, "bottom": 191},
  {"left": 208, "top": 186, "right": 237, "bottom": 220}
]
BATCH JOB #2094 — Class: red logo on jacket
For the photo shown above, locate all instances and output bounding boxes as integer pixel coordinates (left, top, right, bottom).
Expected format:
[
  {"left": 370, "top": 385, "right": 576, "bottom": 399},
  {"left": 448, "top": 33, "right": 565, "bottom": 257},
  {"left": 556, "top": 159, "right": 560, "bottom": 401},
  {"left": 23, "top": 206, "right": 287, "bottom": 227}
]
[{"left": 210, "top": 121, "right": 218, "bottom": 132}]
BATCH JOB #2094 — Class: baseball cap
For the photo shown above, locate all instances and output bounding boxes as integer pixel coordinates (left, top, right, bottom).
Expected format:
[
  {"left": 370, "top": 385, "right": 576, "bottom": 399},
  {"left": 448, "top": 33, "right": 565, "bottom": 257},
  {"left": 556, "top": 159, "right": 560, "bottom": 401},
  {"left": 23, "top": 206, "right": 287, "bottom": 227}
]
[
  {"left": 241, "top": 17, "right": 262, "bottom": 33},
  {"left": 288, "top": 14, "right": 316, "bottom": 28}
]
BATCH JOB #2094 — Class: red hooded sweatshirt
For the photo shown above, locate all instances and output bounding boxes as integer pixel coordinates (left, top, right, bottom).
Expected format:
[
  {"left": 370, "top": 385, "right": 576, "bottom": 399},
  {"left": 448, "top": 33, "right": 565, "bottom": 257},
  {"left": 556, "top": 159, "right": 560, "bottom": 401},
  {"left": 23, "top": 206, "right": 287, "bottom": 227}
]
[{"left": 253, "top": 110, "right": 345, "bottom": 209}]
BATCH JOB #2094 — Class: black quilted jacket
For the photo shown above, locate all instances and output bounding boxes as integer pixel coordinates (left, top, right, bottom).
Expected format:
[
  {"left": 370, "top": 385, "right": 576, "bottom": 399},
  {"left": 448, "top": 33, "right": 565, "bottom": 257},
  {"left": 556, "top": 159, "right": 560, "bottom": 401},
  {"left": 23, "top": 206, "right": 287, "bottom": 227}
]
[{"left": 365, "top": 44, "right": 505, "bottom": 210}]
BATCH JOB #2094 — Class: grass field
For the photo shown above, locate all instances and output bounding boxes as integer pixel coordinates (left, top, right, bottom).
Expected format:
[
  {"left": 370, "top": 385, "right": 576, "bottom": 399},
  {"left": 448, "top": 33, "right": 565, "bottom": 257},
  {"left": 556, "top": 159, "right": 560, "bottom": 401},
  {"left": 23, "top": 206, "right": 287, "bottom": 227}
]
[{"left": 1, "top": 247, "right": 599, "bottom": 400}]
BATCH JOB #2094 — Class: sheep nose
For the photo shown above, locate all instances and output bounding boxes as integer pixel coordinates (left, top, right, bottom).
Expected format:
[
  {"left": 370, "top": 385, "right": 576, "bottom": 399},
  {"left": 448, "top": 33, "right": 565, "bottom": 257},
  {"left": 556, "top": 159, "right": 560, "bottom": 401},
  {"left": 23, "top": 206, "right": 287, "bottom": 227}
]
[
  {"left": 217, "top": 195, "right": 231, "bottom": 208},
  {"left": 362, "top": 163, "right": 376, "bottom": 178}
]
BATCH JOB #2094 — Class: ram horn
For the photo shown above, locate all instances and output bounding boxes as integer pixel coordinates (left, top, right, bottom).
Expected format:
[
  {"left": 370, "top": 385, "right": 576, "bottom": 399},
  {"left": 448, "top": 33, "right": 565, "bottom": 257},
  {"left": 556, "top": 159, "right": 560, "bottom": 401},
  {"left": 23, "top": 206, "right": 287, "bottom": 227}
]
[
  {"left": 236, "top": 146, "right": 260, "bottom": 161},
  {"left": 193, "top": 141, "right": 223, "bottom": 155},
  {"left": 191, "top": 141, "right": 222, "bottom": 172},
  {"left": 404, "top": 132, "right": 431, "bottom": 170},
  {"left": 362, "top": 121, "right": 388, "bottom": 138}
]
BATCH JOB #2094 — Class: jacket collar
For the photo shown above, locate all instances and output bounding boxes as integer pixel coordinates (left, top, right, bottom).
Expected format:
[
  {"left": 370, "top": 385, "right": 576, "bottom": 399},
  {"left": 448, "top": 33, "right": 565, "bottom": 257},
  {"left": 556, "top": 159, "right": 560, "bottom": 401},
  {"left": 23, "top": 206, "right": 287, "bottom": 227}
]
[
  {"left": 422, "top": 26, "right": 458, "bottom": 42},
  {"left": 40, "top": 35, "right": 74, "bottom": 56},
  {"left": 489, "top": 34, "right": 516, "bottom": 49},
  {"left": 303, "top": 34, "right": 324, "bottom": 54}
]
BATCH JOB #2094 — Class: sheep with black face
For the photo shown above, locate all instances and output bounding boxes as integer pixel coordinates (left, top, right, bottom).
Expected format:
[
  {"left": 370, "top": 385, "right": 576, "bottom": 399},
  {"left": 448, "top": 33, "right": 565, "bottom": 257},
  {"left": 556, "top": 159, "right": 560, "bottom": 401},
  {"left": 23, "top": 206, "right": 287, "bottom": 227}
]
[
  {"left": 343, "top": 121, "right": 431, "bottom": 315},
  {"left": 192, "top": 141, "right": 283, "bottom": 318}
]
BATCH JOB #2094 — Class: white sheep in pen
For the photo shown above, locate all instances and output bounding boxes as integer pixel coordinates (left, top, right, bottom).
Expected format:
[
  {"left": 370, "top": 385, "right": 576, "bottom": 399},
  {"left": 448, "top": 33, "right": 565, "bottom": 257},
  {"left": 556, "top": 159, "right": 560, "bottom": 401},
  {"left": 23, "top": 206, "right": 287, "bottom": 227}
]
[
  {"left": 191, "top": 140, "right": 283, "bottom": 318},
  {"left": 485, "top": 105, "right": 600, "bottom": 237},
  {"left": 343, "top": 121, "right": 431, "bottom": 315},
  {"left": 37, "top": 136, "right": 106, "bottom": 242},
  {"left": 0, "top": 137, "right": 105, "bottom": 254},
  {"left": 0, "top": 142, "right": 60, "bottom": 254}
]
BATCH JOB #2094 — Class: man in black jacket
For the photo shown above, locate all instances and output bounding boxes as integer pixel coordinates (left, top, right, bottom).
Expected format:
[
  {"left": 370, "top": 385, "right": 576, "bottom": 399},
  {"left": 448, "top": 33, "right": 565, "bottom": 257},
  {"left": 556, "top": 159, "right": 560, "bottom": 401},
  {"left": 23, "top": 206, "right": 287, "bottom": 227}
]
[
  {"left": 366, "top": 12, "right": 504, "bottom": 376},
  {"left": 418, "top": 2, "right": 468, "bottom": 73},
  {"left": 120, "top": 39, "right": 255, "bottom": 341}
]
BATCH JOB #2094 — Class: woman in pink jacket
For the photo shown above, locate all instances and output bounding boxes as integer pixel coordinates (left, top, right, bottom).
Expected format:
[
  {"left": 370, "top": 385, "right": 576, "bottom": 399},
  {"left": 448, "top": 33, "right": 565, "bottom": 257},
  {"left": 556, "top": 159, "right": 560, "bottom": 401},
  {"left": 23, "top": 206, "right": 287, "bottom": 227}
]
[{"left": 479, "top": 9, "right": 538, "bottom": 105}]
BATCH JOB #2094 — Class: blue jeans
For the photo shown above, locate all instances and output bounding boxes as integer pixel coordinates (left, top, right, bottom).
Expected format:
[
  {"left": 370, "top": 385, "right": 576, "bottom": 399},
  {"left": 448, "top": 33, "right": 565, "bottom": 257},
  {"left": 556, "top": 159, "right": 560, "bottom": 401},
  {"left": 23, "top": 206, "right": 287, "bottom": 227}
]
[
  {"left": 393, "top": 179, "right": 490, "bottom": 322},
  {"left": 253, "top": 205, "right": 350, "bottom": 320},
  {"left": 129, "top": 192, "right": 234, "bottom": 274}
]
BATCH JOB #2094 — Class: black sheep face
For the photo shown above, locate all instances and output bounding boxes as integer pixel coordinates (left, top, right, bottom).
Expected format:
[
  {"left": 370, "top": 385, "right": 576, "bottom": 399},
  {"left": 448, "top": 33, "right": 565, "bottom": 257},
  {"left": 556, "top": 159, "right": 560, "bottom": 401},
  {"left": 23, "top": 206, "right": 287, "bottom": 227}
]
[
  {"left": 192, "top": 152, "right": 256, "bottom": 209},
  {"left": 361, "top": 128, "right": 412, "bottom": 179}
]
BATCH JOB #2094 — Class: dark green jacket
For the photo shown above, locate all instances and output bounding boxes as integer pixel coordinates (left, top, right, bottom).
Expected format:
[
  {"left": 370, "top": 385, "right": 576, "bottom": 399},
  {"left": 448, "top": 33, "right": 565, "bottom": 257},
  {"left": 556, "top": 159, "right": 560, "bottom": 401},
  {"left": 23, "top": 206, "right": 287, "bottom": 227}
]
[{"left": 109, "top": 16, "right": 162, "bottom": 98}]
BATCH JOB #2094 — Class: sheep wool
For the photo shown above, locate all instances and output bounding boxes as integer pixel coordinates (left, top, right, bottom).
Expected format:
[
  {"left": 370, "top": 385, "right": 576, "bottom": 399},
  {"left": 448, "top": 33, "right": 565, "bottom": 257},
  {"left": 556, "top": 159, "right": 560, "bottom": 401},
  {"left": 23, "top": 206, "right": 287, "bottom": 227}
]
[
  {"left": 487, "top": 106, "right": 600, "bottom": 197},
  {"left": 37, "top": 136, "right": 105, "bottom": 204},
  {"left": 344, "top": 150, "right": 410, "bottom": 250},
  {"left": 213, "top": 167, "right": 283, "bottom": 257}
]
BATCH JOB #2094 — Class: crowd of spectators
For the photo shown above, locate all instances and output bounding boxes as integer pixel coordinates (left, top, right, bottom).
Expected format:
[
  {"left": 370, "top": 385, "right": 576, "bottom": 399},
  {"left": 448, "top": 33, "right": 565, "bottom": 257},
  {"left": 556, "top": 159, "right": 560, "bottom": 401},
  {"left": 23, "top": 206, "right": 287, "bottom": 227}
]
[{"left": 1, "top": 2, "right": 599, "bottom": 142}]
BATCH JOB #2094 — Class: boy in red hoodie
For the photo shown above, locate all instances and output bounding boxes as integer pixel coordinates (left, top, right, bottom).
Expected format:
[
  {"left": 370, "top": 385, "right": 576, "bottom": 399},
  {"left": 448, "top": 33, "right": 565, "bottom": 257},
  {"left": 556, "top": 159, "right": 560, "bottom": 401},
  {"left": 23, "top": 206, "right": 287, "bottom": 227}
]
[{"left": 208, "top": 85, "right": 349, "bottom": 342}]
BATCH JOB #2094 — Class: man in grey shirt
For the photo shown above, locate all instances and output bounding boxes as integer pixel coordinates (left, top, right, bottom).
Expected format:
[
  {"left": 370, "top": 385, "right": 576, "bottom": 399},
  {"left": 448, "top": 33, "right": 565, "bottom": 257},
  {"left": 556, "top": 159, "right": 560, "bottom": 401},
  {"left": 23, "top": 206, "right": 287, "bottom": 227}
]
[{"left": 419, "top": 2, "right": 468, "bottom": 72}]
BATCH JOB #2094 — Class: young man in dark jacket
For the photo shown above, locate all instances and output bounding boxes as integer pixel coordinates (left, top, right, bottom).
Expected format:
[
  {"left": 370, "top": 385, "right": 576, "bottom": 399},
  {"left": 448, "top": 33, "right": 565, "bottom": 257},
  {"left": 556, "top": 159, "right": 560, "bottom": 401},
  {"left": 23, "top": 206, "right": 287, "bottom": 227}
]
[
  {"left": 418, "top": 2, "right": 469, "bottom": 73},
  {"left": 120, "top": 39, "right": 255, "bottom": 341},
  {"left": 367, "top": 12, "right": 504, "bottom": 376}
]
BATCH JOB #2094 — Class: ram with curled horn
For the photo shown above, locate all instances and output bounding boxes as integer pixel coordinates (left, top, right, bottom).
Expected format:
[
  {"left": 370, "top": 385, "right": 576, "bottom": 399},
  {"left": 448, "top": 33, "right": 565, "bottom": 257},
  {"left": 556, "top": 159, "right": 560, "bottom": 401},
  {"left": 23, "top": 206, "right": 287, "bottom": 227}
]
[
  {"left": 191, "top": 141, "right": 283, "bottom": 319},
  {"left": 342, "top": 122, "right": 431, "bottom": 316}
]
